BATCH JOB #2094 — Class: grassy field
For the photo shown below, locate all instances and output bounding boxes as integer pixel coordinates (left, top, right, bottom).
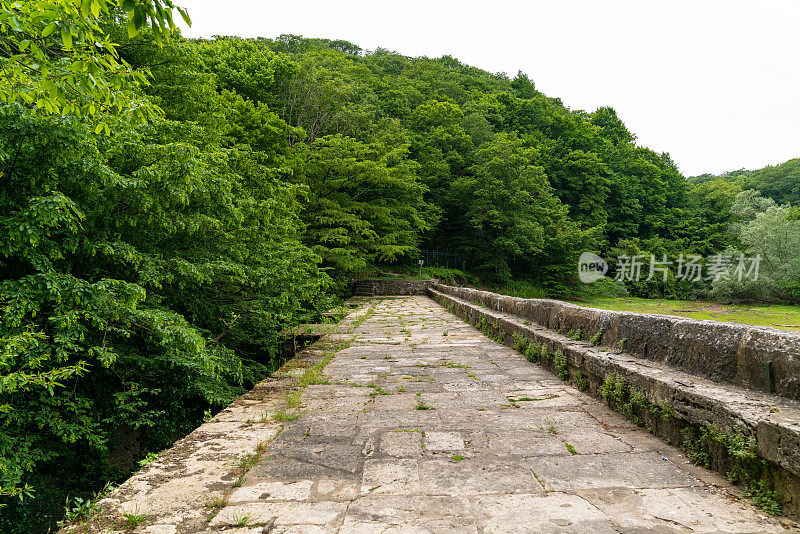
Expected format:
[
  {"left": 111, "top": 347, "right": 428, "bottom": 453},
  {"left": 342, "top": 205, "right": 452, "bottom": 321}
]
[{"left": 570, "top": 296, "right": 800, "bottom": 332}]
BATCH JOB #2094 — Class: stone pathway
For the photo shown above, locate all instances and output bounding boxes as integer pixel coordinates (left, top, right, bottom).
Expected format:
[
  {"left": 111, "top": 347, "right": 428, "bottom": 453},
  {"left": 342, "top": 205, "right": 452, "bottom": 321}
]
[{"left": 209, "top": 296, "right": 794, "bottom": 533}]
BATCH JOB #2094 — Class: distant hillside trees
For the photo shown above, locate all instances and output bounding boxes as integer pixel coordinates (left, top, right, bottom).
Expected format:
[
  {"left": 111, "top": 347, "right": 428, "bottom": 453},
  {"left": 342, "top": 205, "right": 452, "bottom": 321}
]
[
  {"left": 690, "top": 158, "right": 800, "bottom": 206},
  {"left": 712, "top": 192, "right": 800, "bottom": 303}
]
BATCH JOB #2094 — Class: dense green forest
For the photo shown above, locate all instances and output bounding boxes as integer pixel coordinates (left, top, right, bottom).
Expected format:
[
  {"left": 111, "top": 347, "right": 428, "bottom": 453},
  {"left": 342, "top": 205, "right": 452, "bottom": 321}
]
[
  {"left": 691, "top": 158, "right": 800, "bottom": 206},
  {"left": 2, "top": 2, "right": 799, "bottom": 531}
]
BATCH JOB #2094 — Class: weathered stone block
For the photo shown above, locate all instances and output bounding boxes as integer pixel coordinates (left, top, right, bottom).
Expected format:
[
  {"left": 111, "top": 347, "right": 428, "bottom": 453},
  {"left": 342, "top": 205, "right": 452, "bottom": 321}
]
[
  {"left": 740, "top": 329, "right": 800, "bottom": 398},
  {"left": 353, "top": 279, "right": 434, "bottom": 296}
]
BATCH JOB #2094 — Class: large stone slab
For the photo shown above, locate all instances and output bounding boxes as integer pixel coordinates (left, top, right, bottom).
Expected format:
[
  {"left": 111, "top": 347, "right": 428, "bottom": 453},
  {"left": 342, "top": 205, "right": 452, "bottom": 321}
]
[{"left": 470, "top": 492, "right": 618, "bottom": 534}]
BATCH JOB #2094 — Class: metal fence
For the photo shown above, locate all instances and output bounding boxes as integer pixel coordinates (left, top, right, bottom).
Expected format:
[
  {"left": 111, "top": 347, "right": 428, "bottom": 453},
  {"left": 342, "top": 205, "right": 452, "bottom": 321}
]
[{"left": 413, "top": 249, "right": 470, "bottom": 270}]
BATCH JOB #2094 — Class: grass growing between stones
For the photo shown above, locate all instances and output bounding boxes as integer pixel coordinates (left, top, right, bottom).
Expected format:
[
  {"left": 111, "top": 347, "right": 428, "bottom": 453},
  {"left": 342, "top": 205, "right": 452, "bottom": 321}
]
[
  {"left": 233, "top": 440, "right": 270, "bottom": 488},
  {"left": 227, "top": 511, "right": 253, "bottom": 527},
  {"left": 368, "top": 383, "right": 392, "bottom": 397},
  {"left": 541, "top": 419, "right": 558, "bottom": 434},
  {"left": 205, "top": 495, "right": 228, "bottom": 509},
  {"left": 566, "top": 328, "right": 582, "bottom": 340},
  {"left": 274, "top": 410, "right": 302, "bottom": 421},
  {"left": 285, "top": 356, "right": 333, "bottom": 405},
  {"left": 415, "top": 400, "right": 434, "bottom": 410},
  {"left": 278, "top": 305, "right": 366, "bottom": 416},
  {"left": 205, "top": 495, "right": 229, "bottom": 521},
  {"left": 589, "top": 328, "right": 605, "bottom": 346},
  {"left": 222, "top": 303, "right": 367, "bottom": 512},
  {"left": 122, "top": 511, "right": 147, "bottom": 528},
  {"left": 508, "top": 395, "right": 558, "bottom": 403}
]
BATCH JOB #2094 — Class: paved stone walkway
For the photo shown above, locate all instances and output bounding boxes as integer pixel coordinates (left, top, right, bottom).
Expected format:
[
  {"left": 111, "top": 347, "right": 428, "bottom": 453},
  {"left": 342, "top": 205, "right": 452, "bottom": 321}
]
[{"left": 210, "top": 296, "right": 793, "bottom": 533}]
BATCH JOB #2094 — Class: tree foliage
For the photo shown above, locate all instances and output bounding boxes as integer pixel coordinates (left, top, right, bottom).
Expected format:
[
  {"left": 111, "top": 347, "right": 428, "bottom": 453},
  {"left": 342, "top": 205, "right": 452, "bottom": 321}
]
[
  {"left": 0, "top": 0, "right": 190, "bottom": 126},
  {"left": 690, "top": 158, "right": 800, "bottom": 206},
  {"left": 450, "top": 133, "right": 588, "bottom": 284},
  {"left": 290, "top": 131, "right": 433, "bottom": 274},
  {"left": 712, "top": 192, "right": 800, "bottom": 303},
  {"left": 0, "top": 10, "right": 329, "bottom": 531}
]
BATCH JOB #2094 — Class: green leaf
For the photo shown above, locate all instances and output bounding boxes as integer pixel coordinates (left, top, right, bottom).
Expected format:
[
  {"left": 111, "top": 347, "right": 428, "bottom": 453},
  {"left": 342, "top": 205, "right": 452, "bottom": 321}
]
[
  {"left": 41, "top": 22, "right": 57, "bottom": 38},
  {"left": 151, "top": 19, "right": 162, "bottom": 45},
  {"left": 176, "top": 6, "right": 191, "bottom": 26},
  {"left": 127, "top": 16, "right": 137, "bottom": 37},
  {"left": 61, "top": 29, "right": 73, "bottom": 49},
  {"left": 133, "top": 6, "right": 145, "bottom": 30}
]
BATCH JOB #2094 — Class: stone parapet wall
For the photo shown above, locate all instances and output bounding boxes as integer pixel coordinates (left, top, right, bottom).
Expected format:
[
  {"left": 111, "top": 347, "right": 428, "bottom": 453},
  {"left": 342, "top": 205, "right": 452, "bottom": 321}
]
[
  {"left": 432, "top": 284, "right": 800, "bottom": 401},
  {"left": 353, "top": 279, "right": 434, "bottom": 296}
]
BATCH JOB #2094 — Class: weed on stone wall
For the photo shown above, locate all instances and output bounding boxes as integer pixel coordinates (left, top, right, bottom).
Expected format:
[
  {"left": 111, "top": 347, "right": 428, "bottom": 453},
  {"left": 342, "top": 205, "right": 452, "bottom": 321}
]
[
  {"left": 600, "top": 373, "right": 782, "bottom": 515},
  {"left": 476, "top": 316, "right": 504, "bottom": 343},
  {"left": 524, "top": 340, "right": 541, "bottom": 363},
  {"left": 575, "top": 370, "right": 588, "bottom": 391},
  {"left": 477, "top": 316, "right": 487, "bottom": 335},
  {"left": 566, "top": 328, "right": 582, "bottom": 341},
  {"left": 681, "top": 424, "right": 782, "bottom": 515},
  {"left": 539, "top": 343, "right": 551, "bottom": 364},
  {"left": 600, "top": 373, "right": 673, "bottom": 430},
  {"left": 589, "top": 328, "right": 605, "bottom": 346},
  {"left": 554, "top": 350, "right": 569, "bottom": 381},
  {"left": 512, "top": 332, "right": 528, "bottom": 352}
]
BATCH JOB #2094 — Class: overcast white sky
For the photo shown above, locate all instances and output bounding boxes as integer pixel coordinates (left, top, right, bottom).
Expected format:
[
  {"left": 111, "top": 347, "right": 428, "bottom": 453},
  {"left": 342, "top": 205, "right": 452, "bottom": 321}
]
[{"left": 177, "top": 0, "right": 800, "bottom": 177}]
